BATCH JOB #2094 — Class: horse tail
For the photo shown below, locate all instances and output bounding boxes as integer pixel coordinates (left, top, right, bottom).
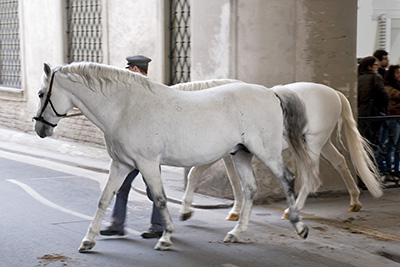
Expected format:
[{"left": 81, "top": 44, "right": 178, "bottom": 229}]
[
  {"left": 337, "top": 92, "right": 383, "bottom": 198},
  {"left": 273, "top": 86, "right": 321, "bottom": 193}
]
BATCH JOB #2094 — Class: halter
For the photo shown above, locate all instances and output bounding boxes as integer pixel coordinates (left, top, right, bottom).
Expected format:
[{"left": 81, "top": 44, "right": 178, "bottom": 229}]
[{"left": 33, "top": 71, "right": 68, "bottom": 127}]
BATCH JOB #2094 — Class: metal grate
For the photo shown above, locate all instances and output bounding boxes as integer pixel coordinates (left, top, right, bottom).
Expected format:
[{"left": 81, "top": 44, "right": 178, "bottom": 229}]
[
  {"left": 0, "top": 0, "right": 21, "bottom": 88},
  {"left": 66, "top": 0, "right": 103, "bottom": 63},
  {"left": 169, "top": 0, "right": 191, "bottom": 85}
]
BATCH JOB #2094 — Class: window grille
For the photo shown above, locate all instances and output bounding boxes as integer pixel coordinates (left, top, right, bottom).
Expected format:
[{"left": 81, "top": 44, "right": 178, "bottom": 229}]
[
  {"left": 66, "top": 0, "right": 103, "bottom": 63},
  {"left": 169, "top": 0, "right": 191, "bottom": 85},
  {"left": 0, "top": 0, "right": 21, "bottom": 88}
]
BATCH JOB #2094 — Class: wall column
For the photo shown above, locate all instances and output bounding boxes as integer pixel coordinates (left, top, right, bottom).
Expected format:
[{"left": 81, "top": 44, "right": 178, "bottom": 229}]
[{"left": 191, "top": 0, "right": 358, "bottom": 202}]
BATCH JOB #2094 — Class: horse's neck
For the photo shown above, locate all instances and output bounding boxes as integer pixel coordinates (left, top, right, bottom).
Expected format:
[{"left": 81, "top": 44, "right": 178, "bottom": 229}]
[
  {"left": 66, "top": 83, "right": 130, "bottom": 134},
  {"left": 65, "top": 77, "right": 166, "bottom": 134}
]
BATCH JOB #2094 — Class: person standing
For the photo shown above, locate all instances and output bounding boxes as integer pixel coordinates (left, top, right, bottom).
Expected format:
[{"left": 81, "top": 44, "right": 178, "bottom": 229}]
[
  {"left": 383, "top": 65, "right": 400, "bottom": 180},
  {"left": 373, "top": 49, "right": 389, "bottom": 78},
  {"left": 100, "top": 55, "right": 164, "bottom": 239},
  {"left": 358, "top": 56, "right": 389, "bottom": 176}
]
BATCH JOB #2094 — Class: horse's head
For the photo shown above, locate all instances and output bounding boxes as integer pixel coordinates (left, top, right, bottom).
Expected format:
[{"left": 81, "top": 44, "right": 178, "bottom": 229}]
[{"left": 33, "top": 63, "right": 72, "bottom": 138}]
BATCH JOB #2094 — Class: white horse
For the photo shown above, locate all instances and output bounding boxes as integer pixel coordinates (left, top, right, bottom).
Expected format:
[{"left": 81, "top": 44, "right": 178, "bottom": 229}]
[
  {"left": 176, "top": 82, "right": 383, "bottom": 222},
  {"left": 34, "top": 62, "right": 318, "bottom": 252}
]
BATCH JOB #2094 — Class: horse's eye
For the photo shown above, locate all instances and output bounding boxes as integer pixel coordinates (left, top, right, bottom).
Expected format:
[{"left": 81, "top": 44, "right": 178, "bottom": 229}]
[{"left": 38, "top": 92, "right": 44, "bottom": 98}]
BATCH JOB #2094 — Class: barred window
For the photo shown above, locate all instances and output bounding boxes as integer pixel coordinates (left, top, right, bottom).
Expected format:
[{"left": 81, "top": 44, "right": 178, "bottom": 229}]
[
  {"left": 66, "top": 0, "right": 103, "bottom": 63},
  {"left": 169, "top": 0, "right": 191, "bottom": 85},
  {"left": 0, "top": 0, "right": 21, "bottom": 89}
]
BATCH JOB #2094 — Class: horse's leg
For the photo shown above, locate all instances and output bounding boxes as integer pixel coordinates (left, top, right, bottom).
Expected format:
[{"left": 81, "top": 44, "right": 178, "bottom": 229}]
[
  {"left": 274, "top": 164, "right": 309, "bottom": 238},
  {"left": 223, "top": 156, "right": 243, "bottom": 221},
  {"left": 223, "top": 150, "right": 255, "bottom": 243},
  {"left": 284, "top": 133, "right": 329, "bottom": 219},
  {"left": 258, "top": 150, "right": 309, "bottom": 239},
  {"left": 321, "top": 140, "right": 362, "bottom": 212},
  {"left": 180, "top": 162, "right": 215, "bottom": 221},
  {"left": 282, "top": 140, "right": 322, "bottom": 219},
  {"left": 79, "top": 160, "right": 129, "bottom": 252},
  {"left": 281, "top": 184, "right": 309, "bottom": 220},
  {"left": 138, "top": 162, "right": 174, "bottom": 251}
]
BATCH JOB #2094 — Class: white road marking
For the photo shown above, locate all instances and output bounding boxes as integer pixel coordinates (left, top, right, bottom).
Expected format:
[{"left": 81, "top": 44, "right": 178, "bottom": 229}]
[{"left": 6, "top": 178, "right": 141, "bottom": 235}]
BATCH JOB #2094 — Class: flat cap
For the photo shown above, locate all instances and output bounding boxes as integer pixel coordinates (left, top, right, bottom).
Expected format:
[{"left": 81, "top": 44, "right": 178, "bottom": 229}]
[{"left": 126, "top": 55, "right": 152, "bottom": 68}]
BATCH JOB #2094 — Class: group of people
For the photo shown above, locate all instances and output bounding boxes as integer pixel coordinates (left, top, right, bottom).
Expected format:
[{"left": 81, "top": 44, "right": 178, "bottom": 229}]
[{"left": 358, "top": 50, "right": 400, "bottom": 181}]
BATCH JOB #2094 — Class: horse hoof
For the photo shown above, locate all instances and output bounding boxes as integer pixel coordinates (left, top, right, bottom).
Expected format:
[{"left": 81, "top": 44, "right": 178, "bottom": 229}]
[
  {"left": 154, "top": 240, "right": 172, "bottom": 251},
  {"left": 281, "top": 210, "right": 290, "bottom": 220},
  {"left": 78, "top": 240, "right": 96, "bottom": 253},
  {"left": 223, "top": 233, "right": 239, "bottom": 243},
  {"left": 180, "top": 211, "right": 193, "bottom": 221},
  {"left": 348, "top": 204, "right": 362, "bottom": 212},
  {"left": 298, "top": 225, "right": 309, "bottom": 239},
  {"left": 294, "top": 222, "right": 309, "bottom": 239},
  {"left": 226, "top": 213, "right": 239, "bottom": 221}
]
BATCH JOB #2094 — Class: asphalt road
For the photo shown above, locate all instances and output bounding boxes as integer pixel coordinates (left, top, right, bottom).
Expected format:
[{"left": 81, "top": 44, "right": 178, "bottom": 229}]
[{"left": 0, "top": 153, "right": 398, "bottom": 267}]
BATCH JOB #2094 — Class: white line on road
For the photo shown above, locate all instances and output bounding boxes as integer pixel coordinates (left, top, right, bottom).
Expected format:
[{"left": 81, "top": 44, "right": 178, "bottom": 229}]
[{"left": 6, "top": 178, "right": 141, "bottom": 235}]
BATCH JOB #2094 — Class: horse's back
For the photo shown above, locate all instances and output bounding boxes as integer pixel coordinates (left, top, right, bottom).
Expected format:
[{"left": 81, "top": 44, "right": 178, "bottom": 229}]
[
  {"left": 134, "top": 82, "right": 284, "bottom": 167},
  {"left": 280, "top": 82, "right": 342, "bottom": 136}
]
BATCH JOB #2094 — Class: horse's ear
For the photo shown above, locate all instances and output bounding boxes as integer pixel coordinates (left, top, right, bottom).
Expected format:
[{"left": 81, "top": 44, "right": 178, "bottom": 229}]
[{"left": 44, "top": 63, "right": 52, "bottom": 77}]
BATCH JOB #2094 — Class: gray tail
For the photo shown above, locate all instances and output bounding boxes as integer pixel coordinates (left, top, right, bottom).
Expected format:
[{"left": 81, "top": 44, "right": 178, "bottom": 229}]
[{"left": 273, "top": 86, "right": 321, "bottom": 193}]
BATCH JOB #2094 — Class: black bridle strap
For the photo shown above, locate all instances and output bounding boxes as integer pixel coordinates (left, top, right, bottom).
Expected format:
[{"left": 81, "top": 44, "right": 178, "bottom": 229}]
[{"left": 33, "top": 71, "right": 68, "bottom": 127}]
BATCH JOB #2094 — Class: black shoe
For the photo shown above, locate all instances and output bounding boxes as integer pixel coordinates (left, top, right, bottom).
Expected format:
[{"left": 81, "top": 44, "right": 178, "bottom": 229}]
[
  {"left": 100, "top": 227, "right": 125, "bottom": 236},
  {"left": 141, "top": 229, "right": 163, "bottom": 239}
]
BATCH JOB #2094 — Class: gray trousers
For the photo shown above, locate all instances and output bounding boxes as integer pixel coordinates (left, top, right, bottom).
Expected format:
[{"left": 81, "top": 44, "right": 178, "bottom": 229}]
[{"left": 111, "top": 169, "right": 163, "bottom": 231}]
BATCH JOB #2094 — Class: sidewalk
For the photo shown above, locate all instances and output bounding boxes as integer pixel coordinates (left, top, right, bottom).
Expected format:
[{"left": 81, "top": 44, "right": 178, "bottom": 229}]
[{"left": 0, "top": 127, "right": 233, "bottom": 209}]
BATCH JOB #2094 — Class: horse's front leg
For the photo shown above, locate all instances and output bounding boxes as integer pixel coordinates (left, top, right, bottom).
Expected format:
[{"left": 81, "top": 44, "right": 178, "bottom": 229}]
[
  {"left": 180, "top": 162, "right": 215, "bottom": 221},
  {"left": 223, "top": 156, "right": 243, "bottom": 221},
  {"left": 78, "top": 160, "right": 129, "bottom": 252},
  {"left": 223, "top": 150, "right": 255, "bottom": 243},
  {"left": 139, "top": 162, "right": 174, "bottom": 250}
]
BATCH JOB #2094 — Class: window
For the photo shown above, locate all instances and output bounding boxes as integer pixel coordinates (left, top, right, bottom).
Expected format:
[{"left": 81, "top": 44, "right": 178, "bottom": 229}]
[
  {"left": 169, "top": 0, "right": 191, "bottom": 85},
  {"left": 0, "top": 0, "right": 21, "bottom": 89},
  {"left": 66, "top": 0, "right": 103, "bottom": 63}
]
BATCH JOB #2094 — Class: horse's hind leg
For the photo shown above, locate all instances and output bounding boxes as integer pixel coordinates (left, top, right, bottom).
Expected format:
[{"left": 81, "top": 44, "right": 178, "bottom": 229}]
[
  {"left": 282, "top": 184, "right": 309, "bottom": 220},
  {"left": 321, "top": 140, "right": 362, "bottom": 212},
  {"left": 79, "top": 160, "right": 129, "bottom": 252},
  {"left": 223, "top": 156, "right": 243, "bottom": 221},
  {"left": 180, "top": 162, "right": 215, "bottom": 221},
  {"left": 282, "top": 141, "right": 322, "bottom": 220},
  {"left": 180, "top": 156, "right": 243, "bottom": 222},
  {"left": 259, "top": 154, "right": 309, "bottom": 239},
  {"left": 223, "top": 150, "right": 255, "bottom": 243}
]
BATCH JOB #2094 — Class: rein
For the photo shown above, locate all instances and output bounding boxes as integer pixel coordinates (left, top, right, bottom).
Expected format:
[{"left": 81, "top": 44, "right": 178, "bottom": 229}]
[{"left": 33, "top": 71, "right": 68, "bottom": 127}]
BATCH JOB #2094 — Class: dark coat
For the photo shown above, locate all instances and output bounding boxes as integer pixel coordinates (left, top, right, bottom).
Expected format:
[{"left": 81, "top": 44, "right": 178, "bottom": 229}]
[
  {"left": 386, "top": 84, "right": 400, "bottom": 115},
  {"left": 358, "top": 71, "right": 388, "bottom": 116}
]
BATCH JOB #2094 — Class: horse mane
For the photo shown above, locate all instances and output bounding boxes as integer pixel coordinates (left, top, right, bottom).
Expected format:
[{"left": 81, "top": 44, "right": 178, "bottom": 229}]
[
  {"left": 57, "top": 62, "right": 152, "bottom": 92},
  {"left": 171, "top": 79, "right": 241, "bottom": 91},
  {"left": 57, "top": 62, "right": 241, "bottom": 95}
]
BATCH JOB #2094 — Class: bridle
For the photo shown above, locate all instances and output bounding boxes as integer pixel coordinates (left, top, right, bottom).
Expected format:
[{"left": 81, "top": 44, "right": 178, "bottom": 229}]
[{"left": 33, "top": 71, "right": 68, "bottom": 127}]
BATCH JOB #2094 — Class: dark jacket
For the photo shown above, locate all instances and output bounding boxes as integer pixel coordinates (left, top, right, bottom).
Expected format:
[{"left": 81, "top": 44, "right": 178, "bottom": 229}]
[
  {"left": 386, "top": 84, "right": 400, "bottom": 115},
  {"left": 358, "top": 71, "right": 388, "bottom": 116}
]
